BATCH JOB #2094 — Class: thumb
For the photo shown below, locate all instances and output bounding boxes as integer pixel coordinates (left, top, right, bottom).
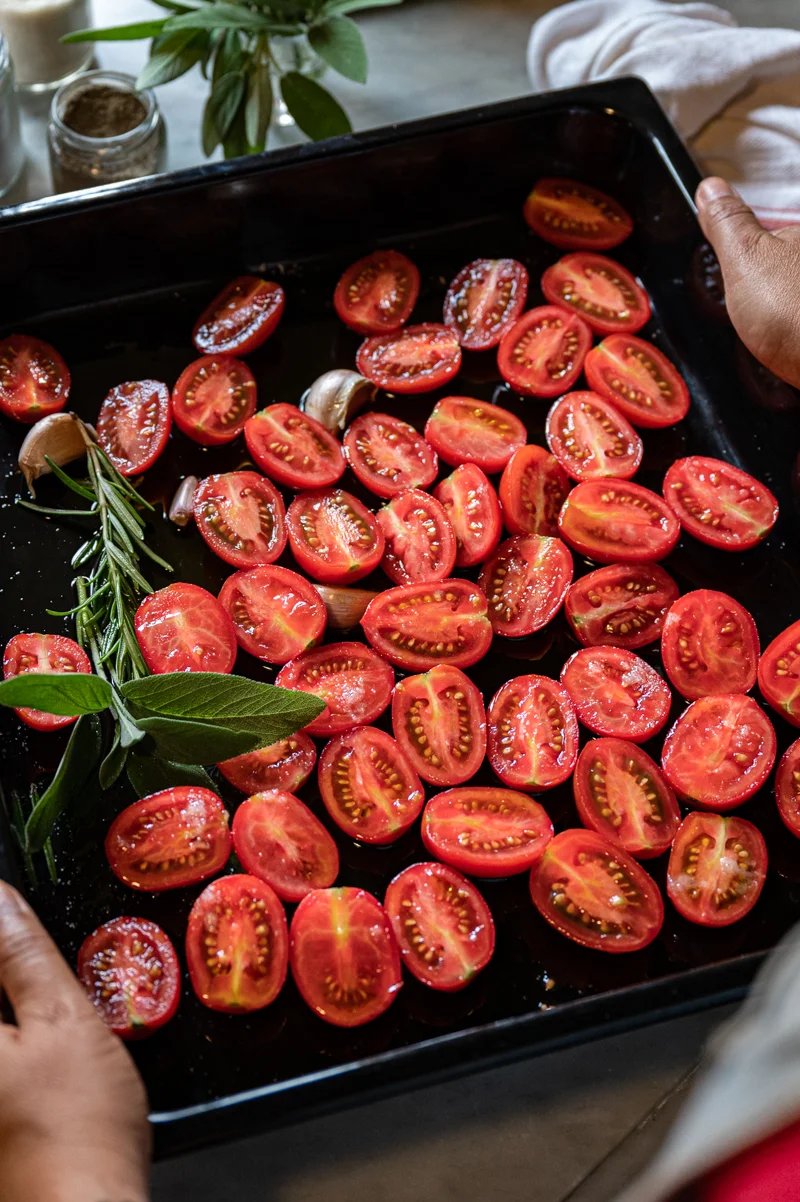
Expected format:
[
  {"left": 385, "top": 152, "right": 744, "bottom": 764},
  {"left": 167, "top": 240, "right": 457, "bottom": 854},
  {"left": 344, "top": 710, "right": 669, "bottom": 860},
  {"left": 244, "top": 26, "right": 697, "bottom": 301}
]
[
  {"left": 695, "top": 177, "right": 768, "bottom": 269},
  {"left": 0, "top": 881, "right": 90, "bottom": 1026}
]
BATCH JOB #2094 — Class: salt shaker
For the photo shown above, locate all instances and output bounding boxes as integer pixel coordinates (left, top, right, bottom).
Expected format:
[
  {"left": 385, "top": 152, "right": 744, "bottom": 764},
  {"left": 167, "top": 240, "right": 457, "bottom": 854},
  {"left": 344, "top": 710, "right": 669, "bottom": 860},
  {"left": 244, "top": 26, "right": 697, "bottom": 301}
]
[
  {"left": 0, "top": 33, "right": 23, "bottom": 199},
  {"left": 0, "top": 0, "right": 93, "bottom": 92}
]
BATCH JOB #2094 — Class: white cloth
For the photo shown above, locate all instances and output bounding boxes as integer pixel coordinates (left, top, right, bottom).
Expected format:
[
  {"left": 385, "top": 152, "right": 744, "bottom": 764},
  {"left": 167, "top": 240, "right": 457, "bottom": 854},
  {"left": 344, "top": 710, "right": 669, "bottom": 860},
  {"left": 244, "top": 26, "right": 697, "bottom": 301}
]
[{"left": 527, "top": 0, "right": 800, "bottom": 213}]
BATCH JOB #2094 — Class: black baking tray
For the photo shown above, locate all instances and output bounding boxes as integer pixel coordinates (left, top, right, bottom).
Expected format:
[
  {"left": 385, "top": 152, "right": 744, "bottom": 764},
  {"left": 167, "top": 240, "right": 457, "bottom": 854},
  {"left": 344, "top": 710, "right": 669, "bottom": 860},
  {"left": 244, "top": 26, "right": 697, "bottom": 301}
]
[{"left": 3, "top": 78, "right": 800, "bottom": 1159}]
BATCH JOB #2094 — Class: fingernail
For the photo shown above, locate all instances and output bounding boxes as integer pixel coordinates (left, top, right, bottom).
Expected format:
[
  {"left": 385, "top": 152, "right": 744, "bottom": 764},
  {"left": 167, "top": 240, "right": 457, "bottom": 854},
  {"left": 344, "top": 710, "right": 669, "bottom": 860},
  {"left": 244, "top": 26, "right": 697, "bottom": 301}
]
[
  {"left": 697, "top": 177, "right": 740, "bottom": 204},
  {"left": 0, "top": 882, "right": 27, "bottom": 918}
]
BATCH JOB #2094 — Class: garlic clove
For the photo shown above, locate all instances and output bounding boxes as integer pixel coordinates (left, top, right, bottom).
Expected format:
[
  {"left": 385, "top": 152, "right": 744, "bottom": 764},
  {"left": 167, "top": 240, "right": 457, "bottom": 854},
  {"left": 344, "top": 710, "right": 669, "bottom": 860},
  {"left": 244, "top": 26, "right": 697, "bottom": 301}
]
[
  {"left": 300, "top": 369, "right": 377, "bottom": 432},
  {"left": 18, "top": 412, "right": 94, "bottom": 496},
  {"left": 168, "top": 475, "right": 198, "bottom": 527},
  {"left": 313, "top": 585, "right": 379, "bottom": 629}
]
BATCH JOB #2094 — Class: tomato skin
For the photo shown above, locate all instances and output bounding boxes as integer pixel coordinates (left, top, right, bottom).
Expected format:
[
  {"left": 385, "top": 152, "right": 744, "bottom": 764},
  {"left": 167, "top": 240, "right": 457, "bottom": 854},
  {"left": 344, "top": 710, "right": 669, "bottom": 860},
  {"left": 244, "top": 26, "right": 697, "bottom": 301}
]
[
  {"left": 573, "top": 739, "right": 680, "bottom": 859},
  {"left": 666, "top": 812, "right": 767, "bottom": 927},
  {"left": 218, "top": 734, "right": 317, "bottom": 796},
  {"left": 557, "top": 479, "right": 680, "bottom": 565},
  {"left": 3, "top": 632, "right": 92, "bottom": 732},
  {"left": 172, "top": 355, "right": 256, "bottom": 446},
  {"left": 344, "top": 413, "right": 438, "bottom": 500},
  {"left": 378, "top": 488, "right": 456, "bottom": 586},
  {"left": 584, "top": 335, "right": 690, "bottom": 429},
  {"left": 194, "top": 470, "right": 286, "bottom": 569},
  {"left": 422, "top": 787, "right": 553, "bottom": 878},
  {"left": 276, "top": 641, "right": 394, "bottom": 736},
  {"left": 479, "top": 534, "right": 573, "bottom": 638},
  {"left": 193, "top": 276, "right": 284, "bottom": 356},
  {"left": 524, "top": 178, "right": 633, "bottom": 251},
  {"left": 105, "top": 787, "right": 232, "bottom": 892},
  {"left": 135, "top": 582, "right": 238, "bottom": 675},
  {"left": 244, "top": 403, "right": 345, "bottom": 490},
  {"left": 663, "top": 456, "right": 779, "bottom": 551},
  {"left": 487, "top": 674, "right": 579, "bottom": 792},
  {"left": 385, "top": 863, "right": 496, "bottom": 991},
  {"left": 231, "top": 790, "right": 339, "bottom": 902},
  {"left": 0, "top": 334, "right": 70, "bottom": 423},
  {"left": 775, "top": 739, "right": 800, "bottom": 838},
  {"left": 286, "top": 488, "right": 385, "bottom": 585},
  {"left": 497, "top": 306, "right": 592, "bottom": 398},
  {"left": 218, "top": 565, "right": 326, "bottom": 664},
  {"left": 542, "top": 253, "right": 651, "bottom": 336},
  {"left": 530, "top": 829, "right": 664, "bottom": 953},
  {"left": 759, "top": 619, "right": 800, "bottom": 728},
  {"left": 97, "top": 380, "right": 172, "bottom": 476},
  {"left": 434, "top": 463, "right": 502, "bottom": 568},
  {"left": 661, "top": 590, "right": 759, "bottom": 700},
  {"left": 560, "top": 647, "right": 672, "bottom": 743},
  {"left": 424, "top": 396, "right": 526, "bottom": 474},
  {"left": 565, "top": 563, "right": 679, "bottom": 651},
  {"left": 356, "top": 323, "right": 461, "bottom": 394},
  {"left": 318, "top": 726, "right": 425, "bottom": 844},
  {"left": 392, "top": 664, "right": 486, "bottom": 787},
  {"left": 443, "top": 258, "right": 529, "bottom": 350},
  {"left": 334, "top": 249, "right": 420, "bottom": 334},
  {"left": 290, "top": 887, "right": 402, "bottom": 1028},
  {"left": 545, "top": 391, "right": 643, "bottom": 482},
  {"left": 78, "top": 917, "right": 180, "bottom": 1039},
  {"left": 361, "top": 579, "right": 493, "bottom": 671}
]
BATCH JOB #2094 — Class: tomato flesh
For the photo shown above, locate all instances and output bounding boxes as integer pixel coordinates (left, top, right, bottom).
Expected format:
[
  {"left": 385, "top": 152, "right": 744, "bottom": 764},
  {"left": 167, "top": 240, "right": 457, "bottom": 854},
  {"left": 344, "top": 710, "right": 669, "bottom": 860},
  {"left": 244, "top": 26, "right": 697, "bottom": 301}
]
[
  {"left": 378, "top": 488, "right": 456, "bottom": 586},
  {"left": 244, "top": 403, "right": 345, "bottom": 490},
  {"left": 499, "top": 444, "right": 570, "bottom": 538},
  {"left": 0, "top": 334, "right": 70, "bottom": 422},
  {"left": 542, "top": 253, "right": 651, "bottom": 335},
  {"left": 3, "top": 632, "right": 92, "bottom": 732},
  {"left": 361, "top": 579, "right": 493, "bottom": 671},
  {"left": 524, "top": 178, "right": 633, "bottom": 251},
  {"left": 172, "top": 355, "right": 256, "bottom": 446},
  {"left": 496, "top": 305, "right": 591, "bottom": 398},
  {"left": 558, "top": 479, "right": 680, "bottom": 564},
  {"left": 565, "top": 563, "right": 678, "bottom": 651},
  {"left": 194, "top": 470, "right": 286, "bottom": 569},
  {"left": 97, "top": 380, "right": 171, "bottom": 476},
  {"left": 392, "top": 664, "right": 486, "bottom": 787},
  {"left": 218, "top": 733, "right": 317, "bottom": 795},
  {"left": 487, "top": 673, "right": 579, "bottom": 792},
  {"left": 276, "top": 641, "right": 394, "bottom": 736},
  {"left": 134, "top": 582, "right": 237, "bottom": 674},
  {"left": 434, "top": 463, "right": 502, "bottom": 568},
  {"left": 231, "top": 790, "right": 339, "bottom": 902},
  {"left": 661, "top": 590, "right": 759, "bottom": 700},
  {"left": 218, "top": 565, "right": 326, "bottom": 664},
  {"left": 193, "top": 276, "right": 284, "bottom": 355},
  {"left": 574, "top": 739, "right": 680, "bottom": 859},
  {"left": 344, "top": 412, "right": 438, "bottom": 499},
  {"left": 443, "top": 258, "right": 528, "bottom": 350},
  {"left": 334, "top": 249, "right": 420, "bottom": 334},
  {"left": 667, "top": 812, "right": 767, "bottom": 926},
  {"left": 546, "top": 390, "right": 643, "bottom": 481},
  {"left": 560, "top": 647, "right": 671, "bottom": 742},
  {"left": 584, "top": 335, "right": 690, "bottom": 429},
  {"left": 759, "top": 619, "right": 800, "bottom": 728},
  {"left": 356, "top": 322, "right": 461, "bottom": 394},
  {"left": 78, "top": 917, "right": 180, "bottom": 1038},
  {"left": 663, "top": 456, "right": 779, "bottom": 551},
  {"left": 318, "top": 726, "right": 425, "bottom": 844},
  {"left": 422, "top": 786, "right": 553, "bottom": 878},
  {"left": 775, "top": 739, "right": 800, "bottom": 838},
  {"left": 286, "top": 488, "right": 385, "bottom": 585},
  {"left": 479, "top": 534, "right": 573, "bottom": 638},
  {"left": 424, "top": 396, "right": 526, "bottom": 474}
]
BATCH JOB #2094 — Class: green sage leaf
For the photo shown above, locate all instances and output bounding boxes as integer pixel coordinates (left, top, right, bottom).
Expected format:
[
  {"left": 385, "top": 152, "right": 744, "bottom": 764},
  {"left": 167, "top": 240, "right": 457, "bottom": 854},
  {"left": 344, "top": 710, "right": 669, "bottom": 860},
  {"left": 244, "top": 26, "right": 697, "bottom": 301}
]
[
  {"left": 0, "top": 672, "right": 112, "bottom": 716},
  {"left": 62, "top": 20, "right": 167, "bottom": 44},
  {"left": 245, "top": 62, "right": 273, "bottom": 151},
  {"left": 136, "top": 715, "right": 266, "bottom": 762},
  {"left": 25, "top": 715, "right": 103, "bottom": 853},
  {"left": 319, "top": 0, "right": 401, "bottom": 14},
  {"left": 202, "top": 94, "right": 220, "bottom": 156},
  {"left": 208, "top": 71, "right": 246, "bottom": 144},
  {"left": 99, "top": 729, "right": 129, "bottom": 790},
  {"left": 138, "top": 29, "right": 207, "bottom": 88},
  {"left": 121, "top": 672, "right": 324, "bottom": 729},
  {"left": 212, "top": 28, "right": 245, "bottom": 84},
  {"left": 126, "top": 750, "right": 215, "bottom": 797},
  {"left": 222, "top": 95, "right": 249, "bottom": 160},
  {"left": 165, "top": 5, "right": 301, "bottom": 35},
  {"left": 280, "top": 72, "right": 351, "bottom": 140},
  {"left": 309, "top": 16, "right": 367, "bottom": 84}
]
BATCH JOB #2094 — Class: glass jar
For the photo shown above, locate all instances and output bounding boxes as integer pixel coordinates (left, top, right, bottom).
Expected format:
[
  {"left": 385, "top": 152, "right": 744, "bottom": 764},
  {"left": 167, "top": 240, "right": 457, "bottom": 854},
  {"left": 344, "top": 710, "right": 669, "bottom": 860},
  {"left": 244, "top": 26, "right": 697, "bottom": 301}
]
[
  {"left": 48, "top": 70, "right": 166, "bottom": 194},
  {"left": 0, "top": 33, "right": 23, "bottom": 199},
  {"left": 0, "top": 0, "right": 93, "bottom": 92}
]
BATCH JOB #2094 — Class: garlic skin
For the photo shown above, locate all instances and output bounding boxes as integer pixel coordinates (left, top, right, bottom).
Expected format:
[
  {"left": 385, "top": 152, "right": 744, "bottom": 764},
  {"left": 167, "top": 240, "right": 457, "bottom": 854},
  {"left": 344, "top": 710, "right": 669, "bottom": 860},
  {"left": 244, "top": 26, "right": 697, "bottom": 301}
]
[
  {"left": 168, "top": 475, "right": 198, "bottom": 527},
  {"left": 300, "top": 369, "right": 376, "bottom": 432},
  {"left": 18, "top": 412, "right": 94, "bottom": 495},
  {"left": 313, "top": 585, "right": 378, "bottom": 629}
]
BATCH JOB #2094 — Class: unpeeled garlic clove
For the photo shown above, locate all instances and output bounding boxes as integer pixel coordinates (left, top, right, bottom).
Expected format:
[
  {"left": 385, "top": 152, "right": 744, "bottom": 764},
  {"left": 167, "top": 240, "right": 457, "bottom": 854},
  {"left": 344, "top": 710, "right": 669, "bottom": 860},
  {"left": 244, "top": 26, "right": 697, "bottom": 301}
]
[
  {"left": 300, "top": 369, "right": 376, "bottom": 432},
  {"left": 18, "top": 412, "right": 94, "bottom": 496},
  {"left": 168, "top": 475, "right": 198, "bottom": 527},
  {"left": 313, "top": 585, "right": 378, "bottom": 629}
]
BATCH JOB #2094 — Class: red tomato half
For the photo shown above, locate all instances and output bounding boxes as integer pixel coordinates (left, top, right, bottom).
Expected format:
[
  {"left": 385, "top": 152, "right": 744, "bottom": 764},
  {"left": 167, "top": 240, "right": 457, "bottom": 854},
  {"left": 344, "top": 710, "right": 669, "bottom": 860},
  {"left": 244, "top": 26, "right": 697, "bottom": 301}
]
[
  {"left": 172, "top": 355, "right": 256, "bottom": 446},
  {"left": 218, "top": 565, "right": 325, "bottom": 664},
  {"left": 560, "top": 647, "right": 671, "bottom": 742},
  {"left": 497, "top": 306, "right": 592, "bottom": 398},
  {"left": 276, "top": 641, "right": 394, "bottom": 736},
  {"left": 361, "top": 579, "right": 493, "bottom": 671},
  {"left": 524, "top": 178, "right": 633, "bottom": 251},
  {"left": 759, "top": 620, "right": 800, "bottom": 727},
  {"left": 530, "top": 829, "right": 664, "bottom": 953},
  {"left": 0, "top": 334, "right": 70, "bottom": 423},
  {"left": 344, "top": 412, "right": 438, "bottom": 499},
  {"left": 661, "top": 590, "right": 759, "bottom": 700},
  {"left": 558, "top": 479, "right": 680, "bottom": 564},
  {"left": 97, "top": 380, "right": 171, "bottom": 476},
  {"left": 478, "top": 534, "right": 573, "bottom": 638},
  {"left": 356, "top": 323, "right": 461, "bottom": 394},
  {"left": 218, "top": 733, "right": 316, "bottom": 796},
  {"left": 392, "top": 663, "right": 486, "bottom": 787},
  {"left": 377, "top": 488, "right": 456, "bottom": 585},
  {"left": 775, "top": 739, "right": 800, "bottom": 838},
  {"left": 661, "top": 694, "right": 776, "bottom": 810},
  {"left": 422, "top": 787, "right": 553, "bottom": 878},
  {"left": 443, "top": 258, "right": 529, "bottom": 350},
  {"left": 290, "top": 887, "right": 402, "bottom": 1027},
  {"left": 231, "top": 791, "right": 339, "bottom": 902},
  {"left": 487, "top": 674, "right": 579, "bottom": 792},
  {"left": 286, "top": 488, "right": 385, "bottom": 585},
  {"left": 244, "top": 403, "right": 345, "bottom": 490},
  {"left": 663, "top": 456, "right": 779, "bottom": 551},
  {"left": 667, "top": 812, "right": 767, "bottom": 927},
  {"left": 546, "top": 391, "right": 643, "bottom": 482},
  {"left": 134, "top": 582, "right": 237, "bottom": 674},
  {"left": 2, "top": 632, "right": 92, "bottom": 732},
  {"left": 334, "top": 249, "right": 419, "bottom": 334},
  {"left": 434, "top": 464, "right": 502, "bottom": 568},
  {"left": 194, "top": 470, "right": 286, "bottom": 569},
  {"left": 543, "top": 253, "right": 651, "bottom": 335},
  {"left": 78, "top": 917, "right": 180, "bottom": 1039},
  {"left": 574, "top": 739, "right": 680, "bottom": 859},
  {"left": 193, "top": 276, "right": 284, "bottom": 355},
  {"left": 424, "top": 396, "right": 526, "bottom": 474},
  {"left": 385, "top": 862, "right": 495, "bottom": 991},
  {"left": 565, "top": 563, "right": 678, "bottom": 651},
  {"left": 186, "top": 875, "right": 288, "bottom": 1013},
  {"left": 584, "top": 335, "right": 690, "bottom": 429},
  {"left": 499, "top": 444, "right": 570, "bottom": 538},
  {"left": 105, "top": 787, "right": 232, "bottom": 892},
  {"left": 318, "top": 726, "right": 425, "bottom": 844}
]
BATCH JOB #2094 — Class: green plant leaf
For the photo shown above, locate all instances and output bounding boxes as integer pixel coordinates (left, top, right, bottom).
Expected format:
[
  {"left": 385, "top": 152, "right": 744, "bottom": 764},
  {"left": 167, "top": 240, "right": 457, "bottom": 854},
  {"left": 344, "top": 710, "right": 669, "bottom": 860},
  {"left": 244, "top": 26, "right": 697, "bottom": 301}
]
[
  {"left": 136, "top": 715, "right": 267, "bottom": 762},
  {"left": 126, "top": 750, "right": 215, "bottom": 797},
  {"left": 212, "top": 27, "right": 244, "bottom": 83},
  {"left": 121, "top": 672, "right": 324, "bottom": 728},
  {"left": 25, "top": 716, "right": 103, "bottom": 853},
  {"left": 207, "top": 70, "right": 246, "bottom": 144},
  {"left": 202, "top": 93, "right": 220, "bottom": 155},
  {"left": 280, "top": 72, "right": 351, "bottom": 140},
  {"left": 62, "top": 20, "right": 167, "bottom": 44},
  {"left": 319, "top": 0, "right": 401, "bottom": 14},
  {"left": 99, "top": 729, "right": 129, "bottom": 790},
  {"left": 245, "top": 62, "right": 273, "bottom": 151},
  {"left": 165, "top": 5, "right": 302, "bottom": 35},
  {"left": 309, "top": 15, "right": 367, "bottom": 83},
  {"left": 0, "top": 672, "right": 112, "bottom": 716},
  {"left": 222, "top": 92, "right": 249, "bottom": 159},
  {"left": 138, "top": 29, "right": 207, "bottom": 88}
]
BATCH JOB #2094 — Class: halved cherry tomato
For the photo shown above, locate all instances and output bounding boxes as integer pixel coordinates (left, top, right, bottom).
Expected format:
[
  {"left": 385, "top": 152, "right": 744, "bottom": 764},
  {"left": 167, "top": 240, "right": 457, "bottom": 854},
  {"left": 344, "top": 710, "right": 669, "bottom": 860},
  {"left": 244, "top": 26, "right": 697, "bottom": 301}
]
[
  {"left": 434, "top": 463, "right": 502, "bottom": 567},
  {"left": 497, "top": 306, "right": 592, "bottom": 398},
  {"left": 499, "top": 444, "right": 570, "bottom": 538},
  {"left": 172, "top": 355, "right": 256, "bottom": 446},
  {"left": 0, "top": 334, "right": 70, "bottom": 423},
  {"left": 105, "top": 787, "right": 232, "bottom": 892},
  {"left": 661, "top": 590, "right": 759, "bottom": 700},
  {"left": 662, "top": 694, "right": 776, "bottom": 810},
  {"left": 392, "top": 664, "right": 486, "bottom": 787},
  {"left": 542, "top": 253, "right": 651, "bottom": 335},
  {"left": 231, "top": 790, "right": 339, "bottom": 902},
  {"left": 290, "top": 887, "right": 402, "bottom": 1027},
  {"left": 377, "top": 488, "right": 456, "bottom": 585},
  {"left": 318, "top": 726, "right": 425, "bottom": 844},
  {"left": 78, "top": 917, "right": 180, "bottom": 1038},
  {"left": 286, "top": 488, "right": 385, "bottom": 585},
  {"left": 524, "top": 178, "right": 634, "bottom": 251},
  {"left": 759, "top": 620, "right": 800, "bottom": 727},
  {"left": 344, "top": 412, "right": 438, "bottom": 499},
  {"left": 361, "top": 579, "right": 493, "bottom": 671},
  {"left": 560, "top": 647, "right": 671, "bottom": 742},
  {"left": 487, "top": 673, "right": 578, "bottom": 792},
  {"left": 530, "top": 829, "right": 664, "bottom": 953},
  {"left": 385, "top": 862, "right": 495, "bottom": 991},
  {"left": 584, "top": 335, "right": 690, "bottom": 429},
  {"left": 193, "top": 276, "right": 284, "bottom": 355},
  {"left": 573, "top": 739, "right": 680, "bottom": 859},
  {"left": 134, "top": 582, "right": 237, "bottom": 674},
  {"left": 775, "top": 739, "right": 800, "bottom": 838},
  {"left": 244, "top": 403, "right": 345, "bottom": 490},
  {"left": 558, "top": 479, "right": 680, "bottom": 564},
  {"left": 565, "top": 563, "right": 679, "bottom": 651},
  {"left": 356, "top": 323, "right": 461, "bottom": 394},
  {"left": 218, "top": 733, "right": 316, "bottom": 796},
  {"left": 667, "top": 811, "right": 767, "bottom": 926},
  {"left": 186, "top": 874, "right": 288, "bottom": 1013},
  {"left": 425, "top": 396, "right": 526, "bottom": 474},
  {"left": 478, "top": 534, "right": 573, "bottom": 638},
  {"left": 422, "top": 786, "right": 553, "bottom": 878},
  {"left": 334, "top": 249, "right": 419, "bottom": 334},
  {"left": 663, "top": 456, "right": 779, "bottom": 551},
  {"left": 97, "top": 380, "right": 171, "bottom": 477},
  {"left": 218, "top": 565, "right": 325, "bottom": 664},
  {"left": 443, "top": 258, "right": 529, "bottom": 350},
  {"left": 276, "top": 641, "right": 394, "bottom": 736},
  {"left": 2, "top": 632, "right": 92, "bottom": 732},
  {"left": 546, "top": 391, "right": 643, "bottom": 482},
  {"left": 194, "top": 470, "right": 286, "bottom": 569}
]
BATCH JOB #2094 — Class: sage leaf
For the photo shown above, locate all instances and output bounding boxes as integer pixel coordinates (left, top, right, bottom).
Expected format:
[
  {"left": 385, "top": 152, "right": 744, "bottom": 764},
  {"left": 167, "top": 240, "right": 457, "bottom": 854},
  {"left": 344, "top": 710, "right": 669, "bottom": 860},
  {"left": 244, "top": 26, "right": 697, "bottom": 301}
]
[
  {"left": 222, "top": 97, "right": 249, "bottom": 160},
  {"left": 99, "top": 730, "right": 128, "bottom": 790},
  {"left": 136, "top": 714, "right": 268, "bottom": 762},
  {"left": 309, "top": 16, "right": 367, "bottom": 84},
  {"left": 121, "top": 672, "right": 324, "bottom": 729},
  {"left": 0, "top": 672, "right": 112, "bottom": 716},
  {"left": 138, "top": 29, "right": 206, "bottom": 89},
  {"left": 202, "top": 94, "right": 220, "bottom": 156},
  {"left": 319, "top": 0, "right": 401, "bottom": 14},
  {"left": 213, "top": 28, "right": 245, "bottom": 84},
  {"left": 165, "top": 5, "right": 302, "bottom": 35},
  {"left": 280, "top": 72, "right": 351, "bottom": 140},
  {"left": 25, "top": 715, "right": 103, "bottom": 853},
  {"left": 127, "top": 750, "right": 215, "bottom": 797},
  {"left": 245, "top": 62, "right": 273, "bottom": 151},
  {"left": 62, "top": 20, "right": 168, "bottom": 44},
  {"left": 208, "top": 71, "right": 246, "bottom": 143}
]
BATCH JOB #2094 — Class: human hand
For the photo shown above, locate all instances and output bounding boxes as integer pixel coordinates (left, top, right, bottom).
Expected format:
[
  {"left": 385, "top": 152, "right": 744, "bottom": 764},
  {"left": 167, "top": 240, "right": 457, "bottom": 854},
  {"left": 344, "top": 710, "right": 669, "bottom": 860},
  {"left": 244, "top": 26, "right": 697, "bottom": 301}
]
[
  {"left": 0, "top": 881, "right": 151, "bottom": 1202},
  {"left": 695, "top": 177, "right": 800, "bottom": 390}
]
